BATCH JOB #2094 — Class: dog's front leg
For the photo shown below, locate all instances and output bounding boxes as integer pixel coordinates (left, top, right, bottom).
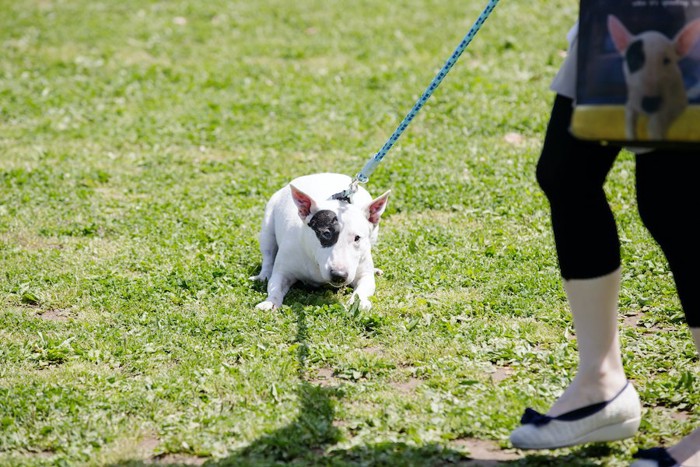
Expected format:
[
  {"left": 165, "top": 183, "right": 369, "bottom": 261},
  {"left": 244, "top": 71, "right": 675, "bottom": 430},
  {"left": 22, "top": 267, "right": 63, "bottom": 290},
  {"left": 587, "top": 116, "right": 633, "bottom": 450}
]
[
  {"left": 351, "top": 268, "right": 376, "bottom": 312},
  {"left": 647, "top": 116, "right": 666, "bottom": 140},
  {"left": 625, "top": 107, "right": 638, "bottom": 140},
  {"left": 648, "top": 110, "right": 680, "bottom": 140},
  {"left": 255, "top": 272, "right": 294, "bottom": 311}
]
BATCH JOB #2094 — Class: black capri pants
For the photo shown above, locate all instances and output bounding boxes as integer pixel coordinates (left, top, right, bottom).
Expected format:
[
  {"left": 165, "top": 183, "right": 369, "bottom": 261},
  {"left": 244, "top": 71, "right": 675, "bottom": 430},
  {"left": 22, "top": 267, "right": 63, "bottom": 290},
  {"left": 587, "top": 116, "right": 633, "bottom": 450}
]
[{"left": 536, "top": 94, "right": 700, "bottom": 327}]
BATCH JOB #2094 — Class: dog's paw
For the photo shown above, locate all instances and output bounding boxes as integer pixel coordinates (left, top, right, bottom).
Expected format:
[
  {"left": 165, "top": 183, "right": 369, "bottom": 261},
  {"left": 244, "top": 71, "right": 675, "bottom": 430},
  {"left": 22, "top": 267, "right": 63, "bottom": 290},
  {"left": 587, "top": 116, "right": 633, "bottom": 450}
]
[
  {"left": 351, "top": 296, "right": 372, "bottom": 312},
  {"left": 374, "top": 268, "right": 383, "bottom": 276},
  {"left": 255, "top": 300, "right": 277, "bottom": 311},
  {"left": 249, "top": 273, "right": 269, "bottom": 282}
]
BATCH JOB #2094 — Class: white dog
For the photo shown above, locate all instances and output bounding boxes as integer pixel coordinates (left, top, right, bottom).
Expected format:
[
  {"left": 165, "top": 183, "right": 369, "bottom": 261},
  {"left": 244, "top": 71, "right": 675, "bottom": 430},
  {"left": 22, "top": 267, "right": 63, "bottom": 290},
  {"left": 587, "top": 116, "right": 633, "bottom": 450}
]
[
  {"left": 250, "top": 173, "right": 390, "bottom": 311},
  {"left": 607, "top": 14, "right": 700, "bottom": 139}
]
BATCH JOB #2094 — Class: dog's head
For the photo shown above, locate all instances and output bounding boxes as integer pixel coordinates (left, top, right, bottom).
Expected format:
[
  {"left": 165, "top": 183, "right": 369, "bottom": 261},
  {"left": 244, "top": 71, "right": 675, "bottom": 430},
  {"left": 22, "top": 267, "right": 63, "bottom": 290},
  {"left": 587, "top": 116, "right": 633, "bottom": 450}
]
[
  {"left": 290, "top": 184, "right": 390, "bottom": 287},
  {"left": 608, "top": 15, "right": 700, "bottom": 113}
]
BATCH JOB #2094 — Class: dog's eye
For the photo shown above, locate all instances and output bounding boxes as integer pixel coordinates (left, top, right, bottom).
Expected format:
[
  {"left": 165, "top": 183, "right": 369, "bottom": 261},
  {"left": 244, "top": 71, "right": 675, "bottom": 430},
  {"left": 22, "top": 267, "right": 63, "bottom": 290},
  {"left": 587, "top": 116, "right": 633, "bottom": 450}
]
[
  {"left": 663, "top": 56, "right": 671, "bottom": 65},
  {"left": 321, "top": 231, "right": 333, "bottom": 240},
  {"left": 354, "top": 235, "right": 361, "bottom": 242}
]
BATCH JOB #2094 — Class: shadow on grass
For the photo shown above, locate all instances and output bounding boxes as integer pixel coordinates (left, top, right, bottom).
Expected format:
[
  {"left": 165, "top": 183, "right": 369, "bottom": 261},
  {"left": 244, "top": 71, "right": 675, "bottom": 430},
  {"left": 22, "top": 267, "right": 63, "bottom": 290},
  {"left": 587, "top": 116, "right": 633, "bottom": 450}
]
[{"left": 114, "top": 306, "right": 618, "bottom": 467}]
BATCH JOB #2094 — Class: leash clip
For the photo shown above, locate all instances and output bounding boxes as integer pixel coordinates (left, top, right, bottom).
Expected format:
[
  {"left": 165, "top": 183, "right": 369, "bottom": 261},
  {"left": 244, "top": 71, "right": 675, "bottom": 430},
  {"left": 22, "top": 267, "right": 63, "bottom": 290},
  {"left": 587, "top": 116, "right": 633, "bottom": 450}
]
[{"left": 330, "top": 177, "right": 360, "bottom": 203}]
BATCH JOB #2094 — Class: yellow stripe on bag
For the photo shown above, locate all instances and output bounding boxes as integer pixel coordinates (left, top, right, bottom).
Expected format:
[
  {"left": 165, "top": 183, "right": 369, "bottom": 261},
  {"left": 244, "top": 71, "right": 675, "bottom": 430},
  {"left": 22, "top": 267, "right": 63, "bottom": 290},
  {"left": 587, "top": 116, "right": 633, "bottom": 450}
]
[{"left": 571, "top": 105, "right": 700, "bottom": 143}]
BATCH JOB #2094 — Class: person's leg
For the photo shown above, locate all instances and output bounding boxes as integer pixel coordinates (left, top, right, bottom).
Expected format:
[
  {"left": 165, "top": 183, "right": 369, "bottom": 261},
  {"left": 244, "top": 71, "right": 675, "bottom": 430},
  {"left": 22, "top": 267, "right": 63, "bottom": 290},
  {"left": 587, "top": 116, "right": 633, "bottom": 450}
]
[
  {"left": 510, "top": 95, "right": 641, "bottom": 449},
  {"left": 535, "top": 95, "right": 628, "bottom": 415},
  {"left": 635, "top": 150, "right": 700, "bottom": 465},
  {"left": 554, "top": 268, "right": 628, "bottom": 415}
]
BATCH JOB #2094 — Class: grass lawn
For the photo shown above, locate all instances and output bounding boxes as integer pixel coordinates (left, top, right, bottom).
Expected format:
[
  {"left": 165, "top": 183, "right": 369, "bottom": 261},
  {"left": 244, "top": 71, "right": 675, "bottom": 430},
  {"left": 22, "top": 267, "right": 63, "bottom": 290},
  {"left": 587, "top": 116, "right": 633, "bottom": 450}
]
[{"left": 1, "top": 0, "right": 697, "bottom": 465}]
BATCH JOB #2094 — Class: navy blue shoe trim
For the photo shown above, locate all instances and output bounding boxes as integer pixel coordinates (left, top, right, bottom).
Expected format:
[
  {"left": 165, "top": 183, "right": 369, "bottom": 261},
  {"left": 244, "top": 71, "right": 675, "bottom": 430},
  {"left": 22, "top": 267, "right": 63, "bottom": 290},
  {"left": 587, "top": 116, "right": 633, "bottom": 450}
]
[
  {"left": 633, "top": 447, "right": 677, "bottom": 467},
  {"left": 519, "top": 382, "right": 630, "bottom": 427}
]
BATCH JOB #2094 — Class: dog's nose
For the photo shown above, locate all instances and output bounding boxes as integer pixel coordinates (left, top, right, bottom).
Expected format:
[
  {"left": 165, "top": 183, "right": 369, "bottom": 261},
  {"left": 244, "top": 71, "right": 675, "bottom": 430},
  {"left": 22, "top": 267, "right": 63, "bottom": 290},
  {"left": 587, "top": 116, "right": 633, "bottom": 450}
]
[
  {"left": 642, "top": 96, "right": 662, "bottom": 114},
  {"left": 330, "top": 271, "right": 348, "bottom": 285}
]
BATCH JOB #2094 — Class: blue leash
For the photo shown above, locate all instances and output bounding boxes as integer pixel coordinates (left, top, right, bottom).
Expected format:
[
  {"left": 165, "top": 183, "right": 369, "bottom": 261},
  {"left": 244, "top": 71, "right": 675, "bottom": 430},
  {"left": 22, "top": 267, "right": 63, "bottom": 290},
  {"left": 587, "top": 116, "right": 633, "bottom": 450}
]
[{"left": 333, "top": 0, "right": 500, "bottom": 201}]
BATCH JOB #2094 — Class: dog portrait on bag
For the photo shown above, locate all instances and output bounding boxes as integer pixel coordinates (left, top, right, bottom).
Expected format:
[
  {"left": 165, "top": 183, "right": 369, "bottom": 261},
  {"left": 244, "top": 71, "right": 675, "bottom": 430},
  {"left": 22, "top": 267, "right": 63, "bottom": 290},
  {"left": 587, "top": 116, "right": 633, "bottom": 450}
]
[{"left": 571, "top": 3, "right": 700, "bottom": 145}]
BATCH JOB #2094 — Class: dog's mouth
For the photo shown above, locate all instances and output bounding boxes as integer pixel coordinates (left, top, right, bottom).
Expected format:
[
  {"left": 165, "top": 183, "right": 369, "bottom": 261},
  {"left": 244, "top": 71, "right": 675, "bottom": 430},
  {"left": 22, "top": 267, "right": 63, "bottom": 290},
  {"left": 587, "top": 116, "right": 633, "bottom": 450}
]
[
  {"left": 329, "top": 279, "right": 347, "bottom": 288},
  {"left": 329, "top": 272, "right": 350, "bottom": 288},
  {"left": 641, "top": 95, "right": 662, "bottom": 114}
]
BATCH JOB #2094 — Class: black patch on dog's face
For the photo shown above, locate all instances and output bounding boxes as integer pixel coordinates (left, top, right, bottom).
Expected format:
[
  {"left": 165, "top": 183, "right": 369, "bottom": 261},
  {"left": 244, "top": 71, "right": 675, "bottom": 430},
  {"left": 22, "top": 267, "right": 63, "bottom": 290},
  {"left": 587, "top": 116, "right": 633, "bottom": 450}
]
[
  {"left": 308, "top": 210, "right": 339, "bottom": 248},
  {"left": 626, "top": 40, "right": 645, "bottom": 73}
]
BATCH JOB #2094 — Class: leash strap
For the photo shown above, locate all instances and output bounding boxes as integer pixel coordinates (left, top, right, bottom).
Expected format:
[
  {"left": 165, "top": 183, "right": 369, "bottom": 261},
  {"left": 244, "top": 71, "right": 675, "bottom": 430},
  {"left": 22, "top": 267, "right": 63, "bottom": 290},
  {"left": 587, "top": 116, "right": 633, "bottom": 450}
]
[{"left": 333, "top": 0, "right": 500, "bottom": 201}]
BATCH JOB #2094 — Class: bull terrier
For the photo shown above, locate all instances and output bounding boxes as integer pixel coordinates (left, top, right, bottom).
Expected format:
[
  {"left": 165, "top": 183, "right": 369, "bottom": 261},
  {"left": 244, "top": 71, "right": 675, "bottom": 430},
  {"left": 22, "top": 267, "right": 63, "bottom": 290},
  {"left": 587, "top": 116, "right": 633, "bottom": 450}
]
[{"left": 251, "top": 173, "right": 390, "bottom": 311}]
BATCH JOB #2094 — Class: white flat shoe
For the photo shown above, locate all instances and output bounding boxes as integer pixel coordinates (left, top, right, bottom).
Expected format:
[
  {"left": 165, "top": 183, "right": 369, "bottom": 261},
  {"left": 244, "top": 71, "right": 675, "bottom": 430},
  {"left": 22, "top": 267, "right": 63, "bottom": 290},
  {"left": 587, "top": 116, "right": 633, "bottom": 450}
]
[
  {"left": 630, "top": 447, "right": 679, "bottom": 467},
  {"left": 509, "top": 381, "right": 641, "bottom": 450}
]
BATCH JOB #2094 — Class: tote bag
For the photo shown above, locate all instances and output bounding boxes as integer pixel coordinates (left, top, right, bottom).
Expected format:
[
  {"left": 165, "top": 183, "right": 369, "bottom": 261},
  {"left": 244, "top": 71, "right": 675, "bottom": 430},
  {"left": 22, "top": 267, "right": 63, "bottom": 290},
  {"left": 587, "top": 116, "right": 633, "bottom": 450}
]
[{"left": 571, "top": 0, "right": 700, "bottom": 148}]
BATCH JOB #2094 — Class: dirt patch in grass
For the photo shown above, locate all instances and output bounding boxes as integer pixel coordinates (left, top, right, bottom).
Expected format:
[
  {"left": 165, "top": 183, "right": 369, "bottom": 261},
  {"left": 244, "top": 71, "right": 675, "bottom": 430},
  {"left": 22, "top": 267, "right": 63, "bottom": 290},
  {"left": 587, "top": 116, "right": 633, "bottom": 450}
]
[
  {"left": 655, "top": 406, "right": 692, "bottom": 422},
  {"left": 149, "top": 453, "right": 207, "bottom": 465},
  {"left": 622, "top": 311, "right": 676, "bottom": 332},
  {"left": 451, "top": 438, "right": 521, "bottom": 464},
  {"left": 20, "top": 450, "right": 55, "bottom": 459},
  {"left": 309, "top": 367, "right": 342, "bottom": 387},
  {"left": 36, "top": 309, "right": 71, "bottom": 321},
  {"left": 362, "top": 345, "right": 385, "bottom": 355},
  {"left": 489, "top": 367, "right": 513, "bottom": 383},
  {"left": 623, "top": 312, "right": 643, "bottom": 328},
  {"left": 1, "top": 232, "right": 63, "bottom": 251},
  {"left": 390, "top": 377, "right": 422, "bottom": 394},
  {"left": 138, "top": 436, "right": 160, "bottom": 456}
]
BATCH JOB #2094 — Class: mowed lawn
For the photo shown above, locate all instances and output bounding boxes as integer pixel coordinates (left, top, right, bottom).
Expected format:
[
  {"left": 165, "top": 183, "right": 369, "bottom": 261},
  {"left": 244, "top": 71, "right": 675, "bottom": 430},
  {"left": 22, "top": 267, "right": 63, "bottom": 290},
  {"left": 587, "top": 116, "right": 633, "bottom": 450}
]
[{"left": 1, "top": 0, "right": 697, "bottom": 465}]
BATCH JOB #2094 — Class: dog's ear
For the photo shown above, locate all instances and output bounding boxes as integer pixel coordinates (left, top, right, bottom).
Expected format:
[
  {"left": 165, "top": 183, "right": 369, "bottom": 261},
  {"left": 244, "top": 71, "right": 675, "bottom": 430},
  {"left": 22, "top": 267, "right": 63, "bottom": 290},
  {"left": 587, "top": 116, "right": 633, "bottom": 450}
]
[
  {"left": 608, "top": 15, "right": 632, "bottom": 53},
  {"left": 366, "top": 190, "right": 390, "bottom": 225},
  {"left": 290, "top": 184, "right": 317, "bottom": 220},
  {"left": 674, "top": 18, "right": 700, "bottom": 58}
]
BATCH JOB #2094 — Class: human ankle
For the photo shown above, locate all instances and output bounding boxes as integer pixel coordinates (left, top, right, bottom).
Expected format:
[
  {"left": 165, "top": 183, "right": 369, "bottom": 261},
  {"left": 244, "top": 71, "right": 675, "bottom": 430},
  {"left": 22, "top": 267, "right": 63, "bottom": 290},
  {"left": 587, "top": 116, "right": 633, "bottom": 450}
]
[
  {"left": 547, "top": 371, "right": 627, "bottom": 417},
  {"left": 576, "top": 363, "right": 626, "bottom": 391}
]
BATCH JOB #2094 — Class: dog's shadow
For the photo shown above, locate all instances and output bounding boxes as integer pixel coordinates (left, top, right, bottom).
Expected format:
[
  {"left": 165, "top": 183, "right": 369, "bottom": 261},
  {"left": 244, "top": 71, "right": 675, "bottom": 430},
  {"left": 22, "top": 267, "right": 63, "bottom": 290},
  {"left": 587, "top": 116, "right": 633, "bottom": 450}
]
[
  {"left": 113, "top": 304, "right": 619, "bottom": 467},
  {"left": 235, "top": 265, "right": 625, "bottom": 465},
  {"left": 202, "top": 306, "right": 623, "bottom": 466},
  {"left": 244, "top": 276, "right": 630, "bottom": 465}
]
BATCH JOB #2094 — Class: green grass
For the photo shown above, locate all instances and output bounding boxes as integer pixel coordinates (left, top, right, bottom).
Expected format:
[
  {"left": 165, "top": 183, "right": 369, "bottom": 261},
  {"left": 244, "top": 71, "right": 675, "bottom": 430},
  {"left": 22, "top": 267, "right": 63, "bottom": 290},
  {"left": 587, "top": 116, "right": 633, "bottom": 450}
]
[{"left": 1, "top": 0, "right": 697, "bottom": 465}]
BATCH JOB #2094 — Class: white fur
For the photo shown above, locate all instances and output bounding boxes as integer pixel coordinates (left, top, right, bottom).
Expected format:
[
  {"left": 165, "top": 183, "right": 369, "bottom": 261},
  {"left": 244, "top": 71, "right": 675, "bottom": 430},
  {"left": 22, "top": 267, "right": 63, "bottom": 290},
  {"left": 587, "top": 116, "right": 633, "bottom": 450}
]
[
  {"left": 250, "top": 173, "right": 390, "bottom": 311},
  {"left": 608, "top": 15, "right": 700, "bottom": 140}
]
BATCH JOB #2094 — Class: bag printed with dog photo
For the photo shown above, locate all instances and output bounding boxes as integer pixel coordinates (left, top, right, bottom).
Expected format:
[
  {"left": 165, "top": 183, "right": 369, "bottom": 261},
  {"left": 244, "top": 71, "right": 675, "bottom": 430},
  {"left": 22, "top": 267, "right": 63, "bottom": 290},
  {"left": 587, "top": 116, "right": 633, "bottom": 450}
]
[{"left": 572, "top": 0, "right": 700, "bottom": 147}]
